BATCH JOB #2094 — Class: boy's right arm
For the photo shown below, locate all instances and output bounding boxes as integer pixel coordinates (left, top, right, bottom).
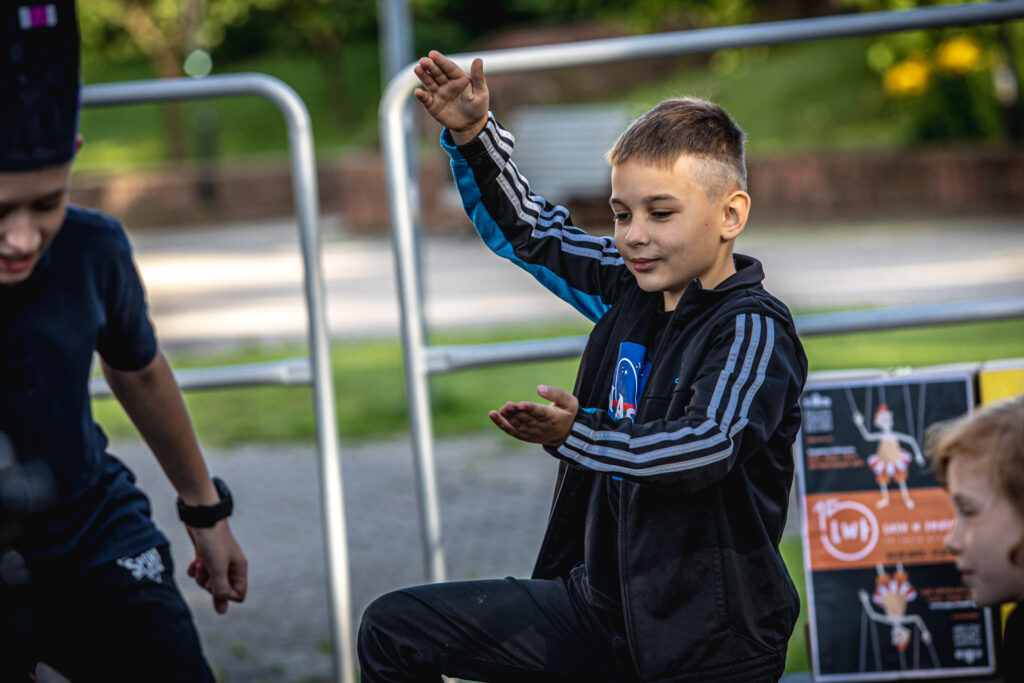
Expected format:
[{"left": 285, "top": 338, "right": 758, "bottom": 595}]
[{"left": 414, "top": 52, "right": 632, "bottom": 323}]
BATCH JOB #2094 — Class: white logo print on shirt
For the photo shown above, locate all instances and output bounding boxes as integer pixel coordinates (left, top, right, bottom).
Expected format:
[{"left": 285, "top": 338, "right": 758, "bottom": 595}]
[{"left": 116, "top": 547, "right": 165, "bottom": 583}]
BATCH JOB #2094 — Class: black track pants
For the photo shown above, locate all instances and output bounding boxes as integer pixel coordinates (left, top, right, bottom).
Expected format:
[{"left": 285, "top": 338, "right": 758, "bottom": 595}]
[
  {"left": 358, "top": 567, "right": 639, "bottom": 683},
  {"left": 0, "top": 545, "right": 215, "bottom": 683}
]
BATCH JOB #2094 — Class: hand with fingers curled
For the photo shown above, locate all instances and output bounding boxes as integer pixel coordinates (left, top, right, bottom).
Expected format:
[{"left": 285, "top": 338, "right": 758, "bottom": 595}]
[
  {"left": 489, "top": 385, "right": 579, "bottom": 448},
  {"left": 413, "top": 50, "right": 490, "bottom": 145},
  {"left": 186, "top": 523, "right": 248, "bottom": 615}
]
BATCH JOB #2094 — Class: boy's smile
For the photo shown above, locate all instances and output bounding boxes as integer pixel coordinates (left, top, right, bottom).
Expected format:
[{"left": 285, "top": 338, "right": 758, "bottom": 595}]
[
  {"left": 610, "top": 156, "right": 746, "bottom": 311},
  {"left": 0, "top": 160, "right": 72, "bottom": 286}
]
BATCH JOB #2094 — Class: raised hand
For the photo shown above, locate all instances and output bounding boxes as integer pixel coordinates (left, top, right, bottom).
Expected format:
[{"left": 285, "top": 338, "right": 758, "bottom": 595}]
[
  {"left": 489, "top": 384, "right": 578, "bottom": 448},
  {"left": 413, "top": 50, "right": 489, "bottom": 144}
]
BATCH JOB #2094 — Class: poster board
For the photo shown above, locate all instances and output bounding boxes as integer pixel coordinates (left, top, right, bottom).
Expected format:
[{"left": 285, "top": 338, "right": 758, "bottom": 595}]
[{"left": 797, "top": 369, "right": 996, "bottom": 681}]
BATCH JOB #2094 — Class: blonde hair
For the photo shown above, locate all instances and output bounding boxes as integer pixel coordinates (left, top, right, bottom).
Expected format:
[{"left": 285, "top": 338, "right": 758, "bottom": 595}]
[
  {"left": 607, "top": 97, "right": 747, "bottom": 199},
  {"left": 926, "top": 394, "right": 1024, "bottom": 562}
]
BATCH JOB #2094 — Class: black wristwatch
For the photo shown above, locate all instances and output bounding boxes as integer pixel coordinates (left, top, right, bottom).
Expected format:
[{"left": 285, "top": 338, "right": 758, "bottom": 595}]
[{"left": 177, "top": 476, "right": 233, "bottom": 528}]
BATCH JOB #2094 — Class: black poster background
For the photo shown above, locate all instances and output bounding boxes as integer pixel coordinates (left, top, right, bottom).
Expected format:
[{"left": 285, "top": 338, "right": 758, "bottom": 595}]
[{"left": 797, "top": 373, "right": 996, "bottom": 681}]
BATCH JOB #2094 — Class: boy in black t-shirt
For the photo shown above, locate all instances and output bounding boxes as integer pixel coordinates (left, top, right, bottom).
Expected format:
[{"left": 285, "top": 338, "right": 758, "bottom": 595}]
[{"left": 0, "top": 3, "right": 246, "bottom": 680}]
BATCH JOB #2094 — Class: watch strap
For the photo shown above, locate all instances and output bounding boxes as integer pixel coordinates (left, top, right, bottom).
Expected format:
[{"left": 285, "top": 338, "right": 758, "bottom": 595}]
[{"left": 177, "top": 476, "right": 233, "bottom": 528}]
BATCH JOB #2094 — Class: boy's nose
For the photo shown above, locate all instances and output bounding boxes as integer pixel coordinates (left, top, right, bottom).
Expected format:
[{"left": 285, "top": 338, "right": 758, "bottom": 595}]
[
  {"left": 0, "top": 211, "right": 41, "bottom": 254},
  {"left": 624, "top": 220, "right": 650, "bottom": 246}
]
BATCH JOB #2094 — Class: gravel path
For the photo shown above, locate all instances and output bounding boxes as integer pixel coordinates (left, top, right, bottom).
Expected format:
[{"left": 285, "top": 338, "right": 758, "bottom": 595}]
[{"left": 113, "top": 433, "right": 558, "bottom": 682}]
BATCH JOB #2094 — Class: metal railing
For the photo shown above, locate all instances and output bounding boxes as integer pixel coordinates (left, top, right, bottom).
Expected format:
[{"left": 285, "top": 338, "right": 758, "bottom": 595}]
[
  {"left": 381, "top": 1, "right": 1024, "bottom": 584},
  {"left": 83, "top": 74, "right": 355, "bottom": 683}
]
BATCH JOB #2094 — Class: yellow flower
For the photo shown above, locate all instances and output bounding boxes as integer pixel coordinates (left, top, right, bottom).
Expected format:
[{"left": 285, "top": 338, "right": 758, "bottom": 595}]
[
  {"left": 935, "top": 35, "right": 983, "bottom": 74},
  {"left": 883, "top": 56, "right": 930, "bottom": 97}
]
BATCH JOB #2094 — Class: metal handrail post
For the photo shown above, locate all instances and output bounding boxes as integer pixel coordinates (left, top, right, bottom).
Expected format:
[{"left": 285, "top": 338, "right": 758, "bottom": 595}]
[
  {"left": 380, "top": 85, "right": 448, "bottom": 583},
  {"left": 83, "top": 74, "right": 356, "bottom": 683},
  {"left": 380, "top": 2, "right": 1024, "bottom": 584}
]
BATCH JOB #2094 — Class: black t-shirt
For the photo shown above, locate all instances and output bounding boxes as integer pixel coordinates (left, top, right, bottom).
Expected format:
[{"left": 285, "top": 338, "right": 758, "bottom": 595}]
[
  {"left": 583, "top": 308, "right": 673, "bottom": 613},
  {"left": 0, "top": 206, "right": 166, "bottom": 579}
]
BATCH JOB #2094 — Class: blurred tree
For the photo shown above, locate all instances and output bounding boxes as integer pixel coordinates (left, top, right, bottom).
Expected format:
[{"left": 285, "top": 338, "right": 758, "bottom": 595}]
[
  {"left": 79, "top": 0, "right": 282, "bottom": 159},
  {"left": 82, "top": 0, "right": 386, "bottom": 157},
  {"left": 408, "top": 0, "right": 757, "bottom": 46},
  {"left": 212, "top": 0, "right": 380, "bottom": 133},
  {"left": 833, "top": 0, "right": 1023, "bottom": 143}
]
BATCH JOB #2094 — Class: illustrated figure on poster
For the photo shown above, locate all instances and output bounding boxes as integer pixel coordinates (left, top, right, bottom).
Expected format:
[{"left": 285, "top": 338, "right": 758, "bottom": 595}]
[
  {"left": 853, "top": 403, "right": 926, "bottom": 509},
  {"left": 857, "top": 563, "right": 938, "bottom": 672}
]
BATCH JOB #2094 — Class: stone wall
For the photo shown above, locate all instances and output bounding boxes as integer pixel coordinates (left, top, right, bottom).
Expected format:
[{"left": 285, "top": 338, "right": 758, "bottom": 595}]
[{"left": 69, "top": 146, "right": 1024, "bottom": 233}]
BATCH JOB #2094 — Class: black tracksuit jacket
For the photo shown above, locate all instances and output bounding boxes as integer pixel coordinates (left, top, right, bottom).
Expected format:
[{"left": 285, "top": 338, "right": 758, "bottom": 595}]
[{"left": 443, "top": 115, "right": 809, "bottom": 682}]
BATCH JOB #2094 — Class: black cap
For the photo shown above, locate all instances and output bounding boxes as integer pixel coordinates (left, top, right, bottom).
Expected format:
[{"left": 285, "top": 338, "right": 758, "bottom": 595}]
[{"left": 0, "top": 1, "right": 81, "bottom": 172}]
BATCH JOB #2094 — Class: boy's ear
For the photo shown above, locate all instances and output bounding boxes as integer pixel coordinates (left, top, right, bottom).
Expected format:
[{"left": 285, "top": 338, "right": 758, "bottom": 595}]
[
  {"left": 75, "top": 134, "right": 84, "bottom": 153},
  {"left": 719, "top": 190, "right": 750, "bottom": 242}
]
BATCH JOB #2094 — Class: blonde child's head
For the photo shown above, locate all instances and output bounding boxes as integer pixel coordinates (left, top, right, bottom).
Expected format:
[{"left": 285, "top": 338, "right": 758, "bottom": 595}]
[{"left": 927, "top": 395, "right": 1024, "bottom": 606}]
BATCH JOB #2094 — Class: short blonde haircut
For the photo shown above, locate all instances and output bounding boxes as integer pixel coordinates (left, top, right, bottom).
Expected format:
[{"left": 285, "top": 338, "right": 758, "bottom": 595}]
[
  {"left": 926, "top": 394, "right": 1024, "bottom": 562},
  {"left": 607, "top": 97, "right": 747, "bottom": 200}
]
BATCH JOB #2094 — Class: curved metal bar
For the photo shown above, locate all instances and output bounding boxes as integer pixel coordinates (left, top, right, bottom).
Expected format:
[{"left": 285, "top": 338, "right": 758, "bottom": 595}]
[
  {"left": 421, "top": 297, "right": 1024, "bottom": 374},
  {"left": 83, "top": 73, "right": 355, "bottom": 683},
  {"left": 90, "top": 357, "right": 313, "bottom": 398},
  {"left": 796, "top": 296, "right": 1024, "bottom": 337}
]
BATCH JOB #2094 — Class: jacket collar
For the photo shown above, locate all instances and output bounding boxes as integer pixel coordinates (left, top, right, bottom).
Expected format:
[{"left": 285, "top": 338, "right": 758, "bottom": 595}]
[{"left": 671, "top": 253, "right": 764, "bottom": 320}]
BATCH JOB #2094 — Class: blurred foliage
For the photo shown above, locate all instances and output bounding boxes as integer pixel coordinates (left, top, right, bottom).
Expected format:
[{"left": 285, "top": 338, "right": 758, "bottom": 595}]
[
  {"left": 834, "top": 0, "right": 1024, "bottom": 143},
  {"left": 75, "top": 0, "right": 1023, "bottom": 166},
  {"left": 77, "top": 0, "right": 772, "bottom": 165},
  {"left": 79, "top": 0, "right": 375, "bottom": 157},
  {"left": 408, "top": 0, "right": 755, "bottom": 44},
  {"left": 80, "top": 0, "right": 764, "bottom": 72},
  {"left": 628, "top": 37, "right": 912, "bottom": 156}
]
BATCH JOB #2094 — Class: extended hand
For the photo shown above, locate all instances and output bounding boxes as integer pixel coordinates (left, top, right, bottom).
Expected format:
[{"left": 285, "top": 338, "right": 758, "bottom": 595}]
[
  {"left": 413, "top": 50, "right": 489, "bottom": 144},
  {"left": 489, "top": 385, "right": 578, "bottom": 448},
  {"left": 187, "top": 522, "right": 248, "bottom": 614}
]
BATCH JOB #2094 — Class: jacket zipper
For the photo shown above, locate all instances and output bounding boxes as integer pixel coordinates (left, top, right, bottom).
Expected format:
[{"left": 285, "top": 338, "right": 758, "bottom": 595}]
[
  {"left": 616, "top": 483, "right": 642, "bottom": 678},
  {"left": 616, "top": 309, "right": 681, "bottom": 679}
]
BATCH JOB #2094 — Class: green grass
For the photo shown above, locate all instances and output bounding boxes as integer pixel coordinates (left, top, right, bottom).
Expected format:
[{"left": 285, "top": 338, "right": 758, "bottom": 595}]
[
  {"left": 781, "top": 536, "right": 809, "bottom": 672},
  {"left": 804, "top": 318, "right": 1024, "bottom": 371},
  {"left": 91, "top": 322, "right": 591, "bottom": 446},
  {"left": 91, "top": 317, "right": 1024, "bottom": 447}
]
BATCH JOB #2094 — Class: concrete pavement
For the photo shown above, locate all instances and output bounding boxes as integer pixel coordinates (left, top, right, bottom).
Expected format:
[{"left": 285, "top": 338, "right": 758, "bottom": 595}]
[
  {"left": 128, "top": 215, "right": 1024, "bottom": 349},
  {"left": 114, "top": 434, "right": 556, "bottom": 682}
]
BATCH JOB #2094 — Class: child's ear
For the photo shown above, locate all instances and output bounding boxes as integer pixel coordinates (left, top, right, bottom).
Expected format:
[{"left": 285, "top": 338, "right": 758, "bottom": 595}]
[
  {"left": 720, "top": 190, "right": 750, "bottom": 242},
  {"left": 75, "top": 134, "right": 84, "bottom": 153}
]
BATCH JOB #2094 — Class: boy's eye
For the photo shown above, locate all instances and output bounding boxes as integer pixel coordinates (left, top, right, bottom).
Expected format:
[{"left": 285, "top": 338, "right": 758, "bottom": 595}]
[
  {"left": 613, "top": 211, "right": 631, "bottom": 222},
  {"left": 32, "top": 200, "right": 61, "bottom": 212},
  {"left": 651, "top": 210, "right": 674, "bottom": 220}
]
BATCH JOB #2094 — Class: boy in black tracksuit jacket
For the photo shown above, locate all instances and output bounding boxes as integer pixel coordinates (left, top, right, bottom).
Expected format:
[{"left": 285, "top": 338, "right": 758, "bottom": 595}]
[{"left": 357, "top": 52, "right": 808, "bottom": 683}]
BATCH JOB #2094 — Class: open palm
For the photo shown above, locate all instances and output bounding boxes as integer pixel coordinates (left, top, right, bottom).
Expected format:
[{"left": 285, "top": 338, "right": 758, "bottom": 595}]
[{"left": 413, "top": 50, "right": 488, "bottom": 140}]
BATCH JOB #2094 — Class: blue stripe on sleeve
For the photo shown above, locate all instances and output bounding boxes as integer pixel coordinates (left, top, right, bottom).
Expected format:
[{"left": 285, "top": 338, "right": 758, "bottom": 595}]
[{"left": 445, "top": 134, "right": 611, "bottom": 324}]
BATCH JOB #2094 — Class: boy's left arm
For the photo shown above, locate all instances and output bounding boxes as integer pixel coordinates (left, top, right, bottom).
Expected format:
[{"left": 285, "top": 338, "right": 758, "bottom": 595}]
[
  {"left": 498, "top": 312, "right": 806, "bottom": 493},
  {"left": 102, "top": 351, "right": 248, "bottom": 614}
]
